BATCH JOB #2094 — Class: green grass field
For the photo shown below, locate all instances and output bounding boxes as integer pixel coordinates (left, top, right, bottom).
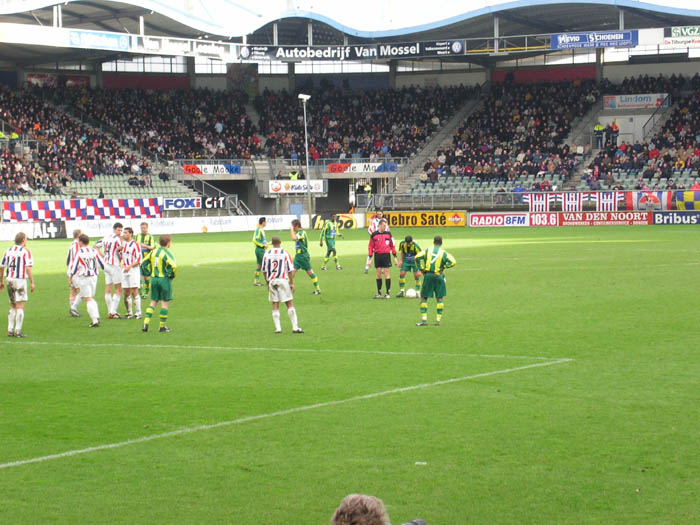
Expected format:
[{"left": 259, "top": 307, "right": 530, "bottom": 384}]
[{"left": 1, "top": 225, "right": 698, "bottom": 524}]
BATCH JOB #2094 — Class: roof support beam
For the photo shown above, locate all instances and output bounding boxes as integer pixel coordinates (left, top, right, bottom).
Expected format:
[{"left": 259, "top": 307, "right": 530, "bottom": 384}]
[
  {"left": 619, "top": 8, "right": 624, "bottom": 30},
  {"left": 493, "top": 16, "right": 499, "bottom": 54}
]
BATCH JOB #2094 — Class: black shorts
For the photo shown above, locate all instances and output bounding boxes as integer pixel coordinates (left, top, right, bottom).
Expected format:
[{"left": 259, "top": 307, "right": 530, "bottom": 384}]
[{"left": 374, "top": 253, "right": 392, "bottom": 268}]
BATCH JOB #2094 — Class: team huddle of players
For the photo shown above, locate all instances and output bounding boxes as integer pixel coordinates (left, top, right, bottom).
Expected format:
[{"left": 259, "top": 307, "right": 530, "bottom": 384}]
[
  {"left": 1, "top": 222, "right": 176, "bottom": 337},
  {"left": 253, "top": 211, "right": 457, "bottom": 332}
]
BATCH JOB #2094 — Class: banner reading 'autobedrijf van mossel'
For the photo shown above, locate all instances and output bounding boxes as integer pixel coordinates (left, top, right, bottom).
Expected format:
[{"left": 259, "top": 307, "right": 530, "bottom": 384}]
[{"left": 551, "top": 30, "right": 638, "bottom": 50}]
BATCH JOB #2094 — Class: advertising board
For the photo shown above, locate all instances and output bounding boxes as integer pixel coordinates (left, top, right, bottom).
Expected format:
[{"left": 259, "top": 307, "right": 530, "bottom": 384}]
[
  {"left": 469, "top": 213, "right": 529, "bottom": 227},
  {"left": 376, "top": 211, "right": 466, "bottom": 228}
]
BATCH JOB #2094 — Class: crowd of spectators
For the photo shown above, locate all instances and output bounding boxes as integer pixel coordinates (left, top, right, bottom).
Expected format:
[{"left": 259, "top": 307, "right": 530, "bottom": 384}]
[
  {"left": 586, "top": 89, "right": 700, "bottom": 190},
  {"left": 49, "top": 86, "right": 260, "bottom": 160},
  {"left": 599, "top": 73, "right": 686, "bottom": 96},
  {"left": 418, "top": 80, "right": 599, "bottom": 189},
  {"left": 255, "top": 84, "right": 478, "bottom": 160}
]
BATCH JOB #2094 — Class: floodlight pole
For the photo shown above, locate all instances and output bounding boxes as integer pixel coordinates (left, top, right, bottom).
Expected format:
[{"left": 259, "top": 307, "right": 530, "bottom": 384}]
[{"left": 301, "top": 95, "right": 313, "bottom": 228}]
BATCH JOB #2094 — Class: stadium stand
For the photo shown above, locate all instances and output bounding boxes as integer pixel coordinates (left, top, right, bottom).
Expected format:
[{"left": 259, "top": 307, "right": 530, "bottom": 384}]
[
  {"left": 0, "top": 85, "right": 198, "bottom": 200},
  {"left": 406, "top": 80, "right": 600, "bottom": 195},
  {"left": 47, "top": 86, "right": 260, "bottom": 161},
  {"left": 255, "top": 85, "right": 478, "bottom": 160},
  {"left": 585, "top": 88, "right": 700, "bottom": 191}
]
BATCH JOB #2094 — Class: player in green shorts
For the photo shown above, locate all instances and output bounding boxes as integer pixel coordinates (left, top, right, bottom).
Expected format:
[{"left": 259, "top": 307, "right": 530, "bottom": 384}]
[
  {"left": 319, "top": 213, "right": 344, "bottom": 270},
  {"left": 253, "top": 217, "right": 267, "bottom": 286},
  {"left": 415, "top": 235, "right": 456, "bottom": 326},
  {"left": 396, "top": 235, "right": 422, "bottom": 297},
  {"left": 135, "top": 222, "right": 156, "bottom": 298},
  {"left": 141, "top": 234, "right": 177, "bottom": 333},
  {"left": 291, "top": 219, "right": 321, "bottom": 294}
]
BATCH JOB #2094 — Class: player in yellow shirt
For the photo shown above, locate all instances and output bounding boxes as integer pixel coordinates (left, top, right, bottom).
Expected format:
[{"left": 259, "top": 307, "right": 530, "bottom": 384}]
[{"left": 415, "top": 236, "right": 456, "bottom": 326}]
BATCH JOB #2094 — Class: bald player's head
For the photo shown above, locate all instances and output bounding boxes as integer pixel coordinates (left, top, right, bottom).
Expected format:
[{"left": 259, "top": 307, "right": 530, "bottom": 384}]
[{"left": 271, "top": 236, "right": 281, "bottom": 246}]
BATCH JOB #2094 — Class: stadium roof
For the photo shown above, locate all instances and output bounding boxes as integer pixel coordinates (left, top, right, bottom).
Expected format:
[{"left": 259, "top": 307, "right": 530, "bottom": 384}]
[{"left": 1, "top": 0, "right": 700, "bottom": 66}]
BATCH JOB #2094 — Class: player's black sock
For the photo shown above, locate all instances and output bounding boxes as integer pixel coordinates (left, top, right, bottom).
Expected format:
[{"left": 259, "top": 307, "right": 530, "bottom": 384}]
[
  {"left": 376, "top": 279, "right": 382, "bottom": 293},
  {"left": 385, "top": 278, "right": 391, "bottom": 293}
]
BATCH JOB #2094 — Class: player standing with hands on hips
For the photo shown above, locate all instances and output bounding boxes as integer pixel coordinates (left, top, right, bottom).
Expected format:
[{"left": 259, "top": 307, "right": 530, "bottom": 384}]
[
  {"left": 261, "top": 236, "right": 303, "bottom": 334},
  {"left": 368, "top": 219, "right": 398, "bottom": 299},
  {"left": 1, "top": 232, "right": 35, "bottom": 337},
  {"left": 415, "top": 235, "right": 456, "bottom": 326}
]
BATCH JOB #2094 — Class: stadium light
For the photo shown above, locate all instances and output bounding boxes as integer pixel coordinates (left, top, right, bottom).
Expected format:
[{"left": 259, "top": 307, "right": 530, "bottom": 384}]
[{"left": 298, "top": 94, "right": 313, "bottom": 226}]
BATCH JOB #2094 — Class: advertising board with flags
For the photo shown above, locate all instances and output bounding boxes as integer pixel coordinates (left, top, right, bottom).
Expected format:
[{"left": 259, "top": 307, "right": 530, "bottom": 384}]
[
  {"left": 561, "top": 192, "right": 585, "bottom": 212},
  {"left": 675, "top": 191, "right": 700, "bottom": 210},
  {"left": 626, "top": 191, "right": 673, "bottom": 211},
  {"left": 522, "top": 193, "right": 555, "bottom": 212},
  {"left": 590, "top": 191, "right": 624, "bottom": 212}
]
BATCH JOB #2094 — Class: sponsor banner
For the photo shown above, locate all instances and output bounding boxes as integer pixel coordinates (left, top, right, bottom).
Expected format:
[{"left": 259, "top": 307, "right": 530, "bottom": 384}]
[
  {"left": 65, "top": 215, "right": 310, "bottom": 238},
  {"left": 239, "top": 40, "right": 465, "bottom": 62},
  {"left": 653, "top": 211, "right": 700, "bottom": 225},
  {"left": 529, "top": 213, "right": 560, "bottom": 227},
  {"left": 625, "top": 191, "right": 673, "bottom": 211},
  {"left": 376, "top": 211, "right": 465, "bottom": 228},
  {"left": 204, "top": 197, "right": 226, "bottom": 209},
  {"left": 469, "top": 213, "right": 529, "bottom": 228},
  {"left": 551, "top": 30, "right": 638, "bottom": 50},
  {"left": 559, "top": 211, "right": 651, "bottom": 226},
  {"left": 268, "top": 180, "right": 324, "bottom": 194},
  {"left": 663, "top": 26, "right": 700, "bottom": 47},
  {"left": 163, "top": 197, "right": 201, "bottom": 211},
  {"left": 183, "top": 164, "right": 242, "bottom": 176},
  {"left": 69, "top": 29, "right": 130, "bottom": 51},
  {"left": 311, "top": 213, "right": 357, "bottom": 230},
  {"left": 26, "top": 73, "right": 89, "bottom": 88},
  {"left": 131, "top": 35, "right": 235, "bottom": 60},
  {"left": 2, "top": 198, "right": 161, "bottom": 223},
  {"left": 0, "top": 221, "right": 65, "bottom": 241},
  {"left": 603, "top": 93, "right": 668, "bottom": 110},
  {"left": 328, "top": 162, "right": 397, "bottom": 174}
]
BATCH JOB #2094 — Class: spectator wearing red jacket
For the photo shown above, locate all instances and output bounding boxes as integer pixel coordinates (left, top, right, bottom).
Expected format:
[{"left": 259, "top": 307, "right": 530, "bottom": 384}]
[{"left": 368, "top": 220, "right": 398, "bottom": 299}]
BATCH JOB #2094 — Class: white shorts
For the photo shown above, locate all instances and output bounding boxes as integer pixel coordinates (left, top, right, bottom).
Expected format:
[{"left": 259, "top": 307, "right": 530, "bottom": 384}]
[
  {"left": 122, "top": 268, "right": 141, "bottom": 289},
  {"left": 6, "top": 278, "right": 28, "bottom": 303},
  {"left": 268, "top": 278, "right": 293, "bottom": 303},
  {"left": 104, "top": 263, "right": 122, "bottom": 285},
  {"left": 76, "top": 275, "right": 98, "bottom": 299},
  {"left": 69, "top": 275, "right": 80, "bottom": 289}
]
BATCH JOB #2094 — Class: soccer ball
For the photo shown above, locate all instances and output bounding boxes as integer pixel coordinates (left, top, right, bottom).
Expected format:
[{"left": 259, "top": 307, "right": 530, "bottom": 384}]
[{"left": 405, "top": 288, "right": 417, "bottom": 299}]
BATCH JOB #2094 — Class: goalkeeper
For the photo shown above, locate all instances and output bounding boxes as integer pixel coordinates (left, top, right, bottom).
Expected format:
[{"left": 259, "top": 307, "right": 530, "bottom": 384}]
[
  {"left": 319, "top": 213, "right": 344, "bottom": 270},
  {"left": 141, "top": 234, "right": 177, "bottom": 333}
]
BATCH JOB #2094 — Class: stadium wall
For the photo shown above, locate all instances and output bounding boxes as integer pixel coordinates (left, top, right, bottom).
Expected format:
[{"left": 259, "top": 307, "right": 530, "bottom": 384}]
[
  {"left": 102, "top": 73, "right": 189, "bottom": 89},
  {"left": 395, "top": 70, "right": 487, "bottom": 88},
  {"left": 192, "top": 75, "right": 227, "bottom": 91},
  {"left": 493, "top": 65, "right": 596, "bottom": 83}
]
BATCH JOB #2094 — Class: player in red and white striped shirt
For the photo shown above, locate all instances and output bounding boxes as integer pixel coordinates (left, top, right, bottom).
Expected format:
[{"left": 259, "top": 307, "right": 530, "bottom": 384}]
[
  {"left": 120, "top": 227, "right": 143, "bottom": 319},
  {"left": 261, "top": 236, "right": 303, "bottom": 334},
  {"left": 67, "top": 229, "right": 83, "bottom": 317},
  {"left": 0, "top": 232, "right": 35, "bottom": 337},
  {"left": 95, "top": 222, "right": 124, "bottom": 318},
  {"left": 69, "top": 233, "right": 105, "bottom": 328}
]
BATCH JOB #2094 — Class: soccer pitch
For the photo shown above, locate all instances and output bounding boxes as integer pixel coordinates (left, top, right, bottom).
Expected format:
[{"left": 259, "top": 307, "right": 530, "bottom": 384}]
[{"left": 1, "top": 226, "right": 698, "bottom": 524}]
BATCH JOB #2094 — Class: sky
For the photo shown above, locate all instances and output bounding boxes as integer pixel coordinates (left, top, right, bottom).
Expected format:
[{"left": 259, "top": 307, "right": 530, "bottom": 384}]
[{"left": 2, "top": 0, "right": 700, "bottom": 37}]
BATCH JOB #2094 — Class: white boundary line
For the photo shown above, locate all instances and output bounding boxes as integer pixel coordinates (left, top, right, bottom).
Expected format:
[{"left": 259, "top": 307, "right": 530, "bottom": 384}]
[
  {"left": 0, "top": 358, "right": 572, "bottom": 470},
  {"left": 13, "top": 341, "right": 570, "bottom": 361}
]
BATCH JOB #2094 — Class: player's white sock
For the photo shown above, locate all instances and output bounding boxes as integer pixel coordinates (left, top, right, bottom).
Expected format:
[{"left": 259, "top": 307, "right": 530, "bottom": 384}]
[
  {"left": 14, "top": 309, "right": 24, "bottom": 332},
  {"left": 125, "top": 296, "right": 132, "bottom": 315},
  {"left": 111, "top": 294, "right": 121, "bottom": 315},
  {"left": 287, "top": 307, "right": 299, "bottom": 330},
  {"left": 8, "top": 308, "right": 15, "bottom": 333},
  {"left": 272, "top": 310, "right": 281, "bottom": 331},
  {"left": 134, "top": 296, "right": 142, "bottom": 316},
  {"left": 87, "top": 300, "right": 99, "bottom": 323},
  {"left": 104, "top": 293, "right": 112, "bottom": 314},
  {"left": 72, "top": 295, "right": 83, "bottom": 310}
]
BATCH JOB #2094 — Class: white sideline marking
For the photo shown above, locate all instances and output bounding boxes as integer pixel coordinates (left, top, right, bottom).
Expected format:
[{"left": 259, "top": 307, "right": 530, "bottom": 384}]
[
  {"left": 0, "top": 358, "right": 572, "bottom": 470},
  {"left": 15, "top": 341, "right": 569, "bottom": 361}
]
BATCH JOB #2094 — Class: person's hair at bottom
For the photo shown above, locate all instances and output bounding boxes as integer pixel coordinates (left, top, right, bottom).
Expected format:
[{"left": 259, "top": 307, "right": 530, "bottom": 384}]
[
  {"left": 159, "top": 234, "right": 171, "bottom": 247},
  {"left": 330, "top": 494, "right": 390, "bottom": 525}
]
